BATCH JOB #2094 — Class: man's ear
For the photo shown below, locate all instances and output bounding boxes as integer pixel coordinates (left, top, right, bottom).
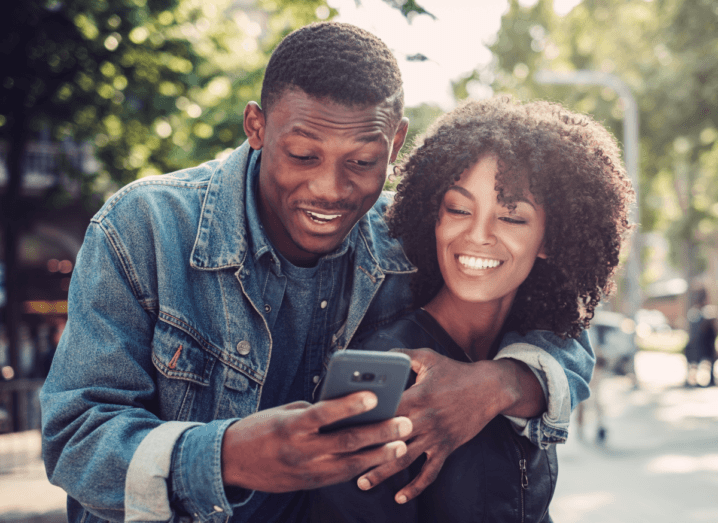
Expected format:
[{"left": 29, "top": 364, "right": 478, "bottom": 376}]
[
  {"left": 244, "top": 102, "right": 265, "bottom": 150},
  {"left": 389, "top": 117, "right": 410, "bottom": 163}
]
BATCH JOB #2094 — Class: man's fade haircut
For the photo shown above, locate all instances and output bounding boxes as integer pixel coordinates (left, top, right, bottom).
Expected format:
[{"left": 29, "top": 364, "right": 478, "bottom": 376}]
[{"left": 261, "top": 22, "right": 404, "bottom": 121}]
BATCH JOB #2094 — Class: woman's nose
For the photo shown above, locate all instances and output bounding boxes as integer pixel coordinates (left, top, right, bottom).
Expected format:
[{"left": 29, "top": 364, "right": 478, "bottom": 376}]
[{"left": 466, "top": 214, "right": 497, "bottom": 245}]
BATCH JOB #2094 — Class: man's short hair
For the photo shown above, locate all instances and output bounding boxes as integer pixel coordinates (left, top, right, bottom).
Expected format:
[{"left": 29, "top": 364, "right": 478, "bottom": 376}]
[{"left": 261, "top": 22, "right": 404, "bottom": 120}]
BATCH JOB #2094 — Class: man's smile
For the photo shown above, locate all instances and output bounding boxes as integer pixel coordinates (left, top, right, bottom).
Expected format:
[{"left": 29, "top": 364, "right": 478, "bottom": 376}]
[{"left": 303, "top": 210, "right": 343, "bottom": 223}]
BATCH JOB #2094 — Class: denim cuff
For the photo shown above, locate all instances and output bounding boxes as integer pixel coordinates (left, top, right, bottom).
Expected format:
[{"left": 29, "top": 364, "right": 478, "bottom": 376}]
[
  {"left": 125, "top": 421, "right": 202, "bottom": 521},
  {"left": 495, "top": 343, "right": 571, "bottom": 448},
  {"left": 171, "top": 419, "right": 255, "bottom": 521}
]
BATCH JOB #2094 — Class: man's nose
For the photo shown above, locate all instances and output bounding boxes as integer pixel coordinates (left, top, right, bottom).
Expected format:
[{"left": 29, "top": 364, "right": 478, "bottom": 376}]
[{"left": 307, "top": 161, "right": 353, "bottom": 203}]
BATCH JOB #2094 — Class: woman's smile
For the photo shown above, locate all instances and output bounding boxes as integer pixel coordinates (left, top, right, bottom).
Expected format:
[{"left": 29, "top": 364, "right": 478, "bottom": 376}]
[{"left": 456, "top": 255, "right": 503, "bottom": 271}]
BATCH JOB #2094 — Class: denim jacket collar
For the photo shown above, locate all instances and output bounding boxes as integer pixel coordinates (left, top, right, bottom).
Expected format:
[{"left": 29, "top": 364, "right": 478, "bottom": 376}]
[{"left": 190, "top": 140, "right": 414, "bottom": 274}]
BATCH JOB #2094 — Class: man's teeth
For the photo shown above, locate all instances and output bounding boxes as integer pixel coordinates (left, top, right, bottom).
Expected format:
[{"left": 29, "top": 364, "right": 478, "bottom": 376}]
[
  {"left": 305, "top": 210, "right": 341, "bottom": 223},
  {"left": 458, "top": 256, "right": 501, "bottom": 270}
]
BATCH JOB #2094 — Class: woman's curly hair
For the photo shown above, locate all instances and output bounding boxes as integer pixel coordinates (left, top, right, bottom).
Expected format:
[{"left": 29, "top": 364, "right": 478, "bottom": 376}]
[{"left": 389, "top": 95, "right": 635, "bottom": 339}]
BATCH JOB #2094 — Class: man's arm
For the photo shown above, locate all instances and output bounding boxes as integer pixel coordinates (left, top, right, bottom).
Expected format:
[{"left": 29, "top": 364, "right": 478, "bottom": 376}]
[
  {"left": 41, "top": 221, "right": 413, "bottom": 522},
  {"left": 355, "top": 331, "right": 594, "bottom": 504},
  {"left": 496, "top": 329, "right": 595, "bottom": 447}
]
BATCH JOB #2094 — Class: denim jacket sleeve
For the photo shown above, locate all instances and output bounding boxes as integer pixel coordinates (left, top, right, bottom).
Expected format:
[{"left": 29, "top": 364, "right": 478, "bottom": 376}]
[
  {"left": 40, "top": 221, "right": 248, "bottom": 522},
  {"left": 494, "top": 330, "right": 595, "bottom": 448}
]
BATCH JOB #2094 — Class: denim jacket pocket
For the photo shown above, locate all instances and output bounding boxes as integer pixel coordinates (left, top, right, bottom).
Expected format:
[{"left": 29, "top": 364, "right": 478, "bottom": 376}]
[
  {"left": 214, "top": 366, "right": 256, "bottom": 420},
  {"left": 152, "top": 320, "right": 217, "bottom": 422}
]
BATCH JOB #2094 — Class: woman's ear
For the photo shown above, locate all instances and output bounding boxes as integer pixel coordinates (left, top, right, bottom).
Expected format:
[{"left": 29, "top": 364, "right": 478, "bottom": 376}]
[
  {"left": 537, "top": 241, "right": 548, "bottom": 260},
  {"left": 243, "top": 101, "right": 265, "bottom": 150}
]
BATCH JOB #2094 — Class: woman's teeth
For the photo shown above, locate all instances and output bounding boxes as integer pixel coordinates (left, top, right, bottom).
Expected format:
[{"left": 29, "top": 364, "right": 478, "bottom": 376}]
[
  {"left": 305, "top": 210, "right": 341, "bottom": 223},
  {"left": 458, "top": 255, "right": 501, "bottom": 270}
]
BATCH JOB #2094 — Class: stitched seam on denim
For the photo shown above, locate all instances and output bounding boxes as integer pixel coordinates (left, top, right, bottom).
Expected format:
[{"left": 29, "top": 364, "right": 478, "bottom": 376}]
[
  {"left": 356, "top": 212, "right": 417, "bottom": 274},
  {"left": 157, "top": 311, "right": 262, "bottom": 383},
  {"left": 175, "top": 428, "right": 200, "bottom": 519},
  {"left": 341, "top": 270, "right": 384, "bottom": 350},
  {"left": 96, "top": 221, "right": 145, "bottom": 303},
  {"left": 153, "top": 353, "right": 208, "bottom": 385},
  {"left": 233, "top": 270, "right": 272, "bottom": 389},
  {"left": 176, "top": 381, "right": 195, "bottom": 420},
  {"left": 94, "top": 179, "right": 208, "bottom": 223},
  {"left": 212, "top": 422, "right": 225, "bottom": 515}
]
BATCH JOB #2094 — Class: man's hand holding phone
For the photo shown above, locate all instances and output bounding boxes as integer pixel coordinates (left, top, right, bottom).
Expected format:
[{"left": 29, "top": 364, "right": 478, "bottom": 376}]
[{"left": 220, "top": 351, "right": 413, "bottom": 493}]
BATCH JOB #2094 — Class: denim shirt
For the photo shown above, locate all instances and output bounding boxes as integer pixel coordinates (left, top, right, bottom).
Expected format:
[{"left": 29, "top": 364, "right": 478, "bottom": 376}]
[{"left": 40, "top": 141, "right": 594, "bottom": 523}]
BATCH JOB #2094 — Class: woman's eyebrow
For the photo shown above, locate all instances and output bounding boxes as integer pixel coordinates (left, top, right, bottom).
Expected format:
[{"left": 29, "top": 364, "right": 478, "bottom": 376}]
[
  {"left": 446, "top": 185, "right": 473, "bottom": 199},
  {"left": 447, "top": 185, "right": 537, "bottom": 210}
]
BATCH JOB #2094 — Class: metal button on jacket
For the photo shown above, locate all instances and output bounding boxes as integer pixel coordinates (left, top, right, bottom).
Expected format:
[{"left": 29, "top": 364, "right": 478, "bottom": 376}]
[{"left": 236, "top": 340, "right": 251, "bottom": 355}]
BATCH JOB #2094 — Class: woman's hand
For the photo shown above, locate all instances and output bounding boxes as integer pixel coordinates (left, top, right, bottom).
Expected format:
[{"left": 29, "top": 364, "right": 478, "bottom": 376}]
[{"left": 355, "top": 348, "right": 544, "bottom": 504}]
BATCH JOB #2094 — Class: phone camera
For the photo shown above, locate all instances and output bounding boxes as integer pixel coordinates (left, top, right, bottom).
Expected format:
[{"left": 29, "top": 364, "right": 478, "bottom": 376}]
[{"left": 351, "top": 371, "right": 376, "bottom": 382}]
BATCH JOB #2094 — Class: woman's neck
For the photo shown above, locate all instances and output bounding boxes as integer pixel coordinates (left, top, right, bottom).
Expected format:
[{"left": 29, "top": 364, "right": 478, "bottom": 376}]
[{"left": 423, "top": 286, "right": 514, "bottom": 361}]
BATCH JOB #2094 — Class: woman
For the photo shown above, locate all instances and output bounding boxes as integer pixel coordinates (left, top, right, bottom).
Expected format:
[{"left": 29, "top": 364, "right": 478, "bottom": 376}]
[{"left": 313, "top": 95, "right": 634, "bottom": 522}]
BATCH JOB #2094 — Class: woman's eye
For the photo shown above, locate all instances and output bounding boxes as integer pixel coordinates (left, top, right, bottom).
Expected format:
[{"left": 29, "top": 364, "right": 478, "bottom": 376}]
[
  {"left": 351, "top": 159, "right": 377, "bottom": 168},
  {"left": 446, "top": 207, "right": 470, "bottom": 216},
  {"left": 501, "top": 216, "right": 527, "bottom": 224}
]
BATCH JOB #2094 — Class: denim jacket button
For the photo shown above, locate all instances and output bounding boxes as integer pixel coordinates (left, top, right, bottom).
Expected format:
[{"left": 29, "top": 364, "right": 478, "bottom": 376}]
[
  {"left": 320, "top": 300, "right": 328, "bottom": 309},
  {"left": 237, "top": 341, "right": 251, "bottom": 355},
  {"left": 213, "top": 505, "right": 224, "bottom": 512},
  {"left": 264, "top": 304, "right": 271, "bottom": 313}
]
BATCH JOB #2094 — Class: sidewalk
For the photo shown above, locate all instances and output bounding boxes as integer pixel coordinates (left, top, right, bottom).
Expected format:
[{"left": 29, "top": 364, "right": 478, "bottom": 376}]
[
  {"left": 551, "top": 351, "right": 718, "bottom": 523},
  {"left": 0, "top": 431, "right": 66, "bottom": 523}
]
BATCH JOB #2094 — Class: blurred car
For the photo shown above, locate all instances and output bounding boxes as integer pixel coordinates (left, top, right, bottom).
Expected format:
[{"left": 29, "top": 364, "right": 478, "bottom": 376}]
[
  {"left": 587, "top": 310, "right": 637, "bottom": 376},
  {"left": 635, "top": 308, "right": 671, "bottom": 338}
]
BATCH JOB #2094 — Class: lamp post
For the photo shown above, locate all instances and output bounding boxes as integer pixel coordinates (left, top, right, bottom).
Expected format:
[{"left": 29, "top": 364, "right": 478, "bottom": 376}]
[{"left": 535, "top": 70, "right": 642, "bottom": 318}]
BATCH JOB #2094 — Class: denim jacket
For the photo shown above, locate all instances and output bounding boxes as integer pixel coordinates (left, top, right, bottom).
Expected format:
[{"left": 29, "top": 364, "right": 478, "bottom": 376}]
[{"left": 40, "top": 141, "right": 594, "bottom": 523}]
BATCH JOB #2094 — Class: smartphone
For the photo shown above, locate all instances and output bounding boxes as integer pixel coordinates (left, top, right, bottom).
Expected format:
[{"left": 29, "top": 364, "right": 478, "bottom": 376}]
[{"left": 318, "top": 349, "right": 412, "bottom": 432}]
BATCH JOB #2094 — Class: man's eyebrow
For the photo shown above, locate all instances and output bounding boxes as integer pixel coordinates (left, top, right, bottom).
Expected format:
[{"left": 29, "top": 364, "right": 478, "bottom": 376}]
[
  {"left": 289, "top": 126, "right": 384, "bottom": 144},
  {"left": 290, "top": 126, "right": 321, "bottom": 141}
]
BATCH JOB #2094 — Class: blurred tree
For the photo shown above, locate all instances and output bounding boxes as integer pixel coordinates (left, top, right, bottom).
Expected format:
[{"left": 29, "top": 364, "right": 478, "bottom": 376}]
[
  {"left": 472, "top": 0, "right": 718, "bottom": 295},
  {"left": 0, "top": 0, "right": 326, "bottom": 412}
]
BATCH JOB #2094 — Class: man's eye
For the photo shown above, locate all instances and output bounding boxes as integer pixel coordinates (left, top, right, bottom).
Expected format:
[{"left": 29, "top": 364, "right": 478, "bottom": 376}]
[{"left": 290, "top": 154, "right": 316, "bottom": 161}]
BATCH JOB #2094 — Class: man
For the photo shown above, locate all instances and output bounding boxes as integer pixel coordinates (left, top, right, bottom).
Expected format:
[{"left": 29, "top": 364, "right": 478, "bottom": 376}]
[{"left": 41, "top": 22, "right": 592, "bottom": 523}]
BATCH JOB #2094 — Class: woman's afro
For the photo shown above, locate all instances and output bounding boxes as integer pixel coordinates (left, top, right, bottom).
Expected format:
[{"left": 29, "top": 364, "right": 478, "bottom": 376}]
[{"left": 389, "top": 95, "right": 635, "bottom": 339}]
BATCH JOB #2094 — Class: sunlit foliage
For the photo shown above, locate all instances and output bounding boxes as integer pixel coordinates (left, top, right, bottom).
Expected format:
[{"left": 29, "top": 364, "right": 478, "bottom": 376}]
[
  {"left": 1, "top": 0, "right": 331, "bottom": 197},
  {"left": 474, "top": 0, "right": 718, "bottom": 285}
]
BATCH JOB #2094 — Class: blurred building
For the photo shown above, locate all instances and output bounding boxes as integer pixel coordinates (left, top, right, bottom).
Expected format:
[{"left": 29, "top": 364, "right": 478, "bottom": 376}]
[{"left": 0, "top": 139, "right": 97, "bottom": 432}]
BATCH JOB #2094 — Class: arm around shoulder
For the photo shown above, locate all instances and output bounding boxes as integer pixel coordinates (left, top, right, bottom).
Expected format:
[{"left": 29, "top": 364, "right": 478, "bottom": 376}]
[{"left": 494, "top": 330, "right": 596, "bottom": 447}]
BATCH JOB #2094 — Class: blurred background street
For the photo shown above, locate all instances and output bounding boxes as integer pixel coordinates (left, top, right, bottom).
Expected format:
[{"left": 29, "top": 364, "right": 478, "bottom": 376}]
[{"left": 3, "top": 0, "right": 718, "bottom": 521}]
